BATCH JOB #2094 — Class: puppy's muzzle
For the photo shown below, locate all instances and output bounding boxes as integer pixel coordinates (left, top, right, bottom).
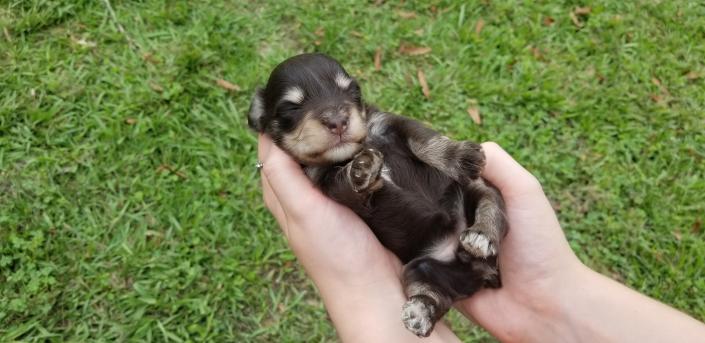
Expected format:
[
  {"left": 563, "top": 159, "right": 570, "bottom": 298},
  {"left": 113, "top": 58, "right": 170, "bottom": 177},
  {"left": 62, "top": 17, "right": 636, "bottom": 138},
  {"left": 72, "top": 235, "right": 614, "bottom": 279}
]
[{"left": 318, "top": 107, "right": 350, "bottom": 136}]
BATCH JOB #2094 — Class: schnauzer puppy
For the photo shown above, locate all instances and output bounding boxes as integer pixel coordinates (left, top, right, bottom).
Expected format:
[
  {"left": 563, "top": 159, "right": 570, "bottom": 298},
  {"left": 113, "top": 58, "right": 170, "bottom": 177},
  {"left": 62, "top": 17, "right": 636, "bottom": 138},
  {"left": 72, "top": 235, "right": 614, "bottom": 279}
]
[{"left": 248, "top": 53, "right": 507, "bottom": 337}]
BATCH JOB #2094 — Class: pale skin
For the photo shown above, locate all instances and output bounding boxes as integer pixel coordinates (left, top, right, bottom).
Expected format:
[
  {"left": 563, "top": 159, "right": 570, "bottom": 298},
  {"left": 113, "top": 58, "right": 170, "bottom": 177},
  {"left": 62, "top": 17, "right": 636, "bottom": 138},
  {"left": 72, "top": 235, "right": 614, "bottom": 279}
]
[{"left": 257, "top": 134, "right": 705, "bottom": 342}]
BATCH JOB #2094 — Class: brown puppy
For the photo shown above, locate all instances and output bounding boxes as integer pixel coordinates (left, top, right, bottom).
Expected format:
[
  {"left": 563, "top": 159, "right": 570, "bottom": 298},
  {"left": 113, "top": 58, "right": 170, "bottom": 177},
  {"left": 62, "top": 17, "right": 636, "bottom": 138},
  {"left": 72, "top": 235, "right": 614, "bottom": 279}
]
[{"left": 249, "top": 53, "right": 507, "bottom": 337}]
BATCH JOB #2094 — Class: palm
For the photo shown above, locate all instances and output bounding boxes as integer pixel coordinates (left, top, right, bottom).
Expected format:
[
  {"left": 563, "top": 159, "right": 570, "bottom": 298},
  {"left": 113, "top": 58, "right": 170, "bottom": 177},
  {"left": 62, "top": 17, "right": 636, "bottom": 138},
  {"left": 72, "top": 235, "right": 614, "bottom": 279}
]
[
  {"left": 293, "top": 193, "right": 402, "bottom": 278},
  {"left": 459, "top": 178, "right": 582, "bottom": 336},
  {"left": 258, "top": 135, "right": 401, "bottom": 284}
]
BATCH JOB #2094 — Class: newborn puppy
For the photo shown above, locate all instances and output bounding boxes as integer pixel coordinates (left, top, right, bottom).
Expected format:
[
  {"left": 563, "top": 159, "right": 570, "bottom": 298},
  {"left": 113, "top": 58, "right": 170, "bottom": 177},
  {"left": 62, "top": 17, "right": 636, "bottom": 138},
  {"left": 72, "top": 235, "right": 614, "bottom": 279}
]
[{"left": 248, "top": 53, "right": 508, "bottom": 337}]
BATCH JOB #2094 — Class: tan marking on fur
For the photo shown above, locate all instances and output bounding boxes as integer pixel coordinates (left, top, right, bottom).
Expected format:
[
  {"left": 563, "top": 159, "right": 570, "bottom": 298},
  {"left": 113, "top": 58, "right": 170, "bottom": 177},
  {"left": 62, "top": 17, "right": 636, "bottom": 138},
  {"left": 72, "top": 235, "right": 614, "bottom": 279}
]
[
  {"left": 282, "top": 86, "right": 305, "bottom": 104},
  {"left": 335, "top": 73, "right": 352, "bottom": 89},
  {"left": 248, "top": 92, "right": 264, "bottom": 125},
  {"left": 322, "top": 142, "right": 362, "bottom": 163},
  {"left": 405, "top": 283, "right": 441, "bottom": 305},
  {"left": 282, "top": 112, "right": 331, "bottom": 160},
  {"left": 426, "top": 234, "right": 458, "bottom": 262},
  {"left": 282, "top": 106, "right": 367, "bottom": 165},
  {"left": 409, "top": 135, "right": 458, "bottom": 178},
  {"left": 470, "top": 178, "right": 506, "bottom": 241},
  {"left": 367, "top": 112, "right": 389, "bottom": 138}
]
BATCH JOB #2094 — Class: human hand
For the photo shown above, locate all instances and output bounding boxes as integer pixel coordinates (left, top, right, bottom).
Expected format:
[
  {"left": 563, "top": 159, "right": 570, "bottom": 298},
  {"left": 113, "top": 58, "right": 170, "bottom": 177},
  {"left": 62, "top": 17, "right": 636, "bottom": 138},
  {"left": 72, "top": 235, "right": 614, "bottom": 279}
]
[
  {"left": 257, "top": 134, "right": 460, "bottom": 342},
  {"left": 457, "top": 142, "right": 589, "bottom": 341},
  {"left": 459, "top": 143, "right": 705, "bottom": 342},
  {"left": 257, "top": 133, "right": 400, "bottom": 286}
]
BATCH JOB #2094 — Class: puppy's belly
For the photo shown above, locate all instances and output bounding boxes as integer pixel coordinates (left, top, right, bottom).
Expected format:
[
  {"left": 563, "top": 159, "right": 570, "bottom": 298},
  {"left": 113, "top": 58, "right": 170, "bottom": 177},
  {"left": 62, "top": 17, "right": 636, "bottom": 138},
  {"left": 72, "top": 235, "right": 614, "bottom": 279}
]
[{"left": 363, "top": 161, "right": 467, "bottom": 263}]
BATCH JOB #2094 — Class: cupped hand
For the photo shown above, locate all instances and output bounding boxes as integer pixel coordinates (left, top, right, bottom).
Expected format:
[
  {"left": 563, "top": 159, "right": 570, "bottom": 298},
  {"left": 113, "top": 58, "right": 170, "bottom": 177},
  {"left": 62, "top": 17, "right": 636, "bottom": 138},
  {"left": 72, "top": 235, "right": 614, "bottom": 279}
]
[
  {"left": 457, "top": 143, "right": 586, "bottom": 342},
  {"left": 257, "top": 134, "right": 402, "bottom": 287},
  {"left": 257, "top": 134, "right": 462, "bottom": 342},
  {"left": 258, "top": 134, "right": 583, "bottom": 341}
]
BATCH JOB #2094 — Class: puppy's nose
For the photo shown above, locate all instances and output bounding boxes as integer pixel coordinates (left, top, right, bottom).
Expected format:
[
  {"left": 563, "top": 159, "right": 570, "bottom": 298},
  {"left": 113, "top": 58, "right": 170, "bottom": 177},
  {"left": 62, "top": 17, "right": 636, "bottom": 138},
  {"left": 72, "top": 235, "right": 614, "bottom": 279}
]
[{"left": 322, "top": 116, "right": 349, "bottom": 136}]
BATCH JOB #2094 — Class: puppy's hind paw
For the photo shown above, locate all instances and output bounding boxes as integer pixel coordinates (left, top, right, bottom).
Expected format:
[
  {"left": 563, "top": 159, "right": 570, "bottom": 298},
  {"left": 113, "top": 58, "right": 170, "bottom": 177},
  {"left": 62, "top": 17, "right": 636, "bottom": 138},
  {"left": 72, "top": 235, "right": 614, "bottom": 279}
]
[
  {"left": 401, "top": 296, "right": 436, "bottom": 337},
  {"left": 460, "top": 230, "right": 497, "bottom": 258}
]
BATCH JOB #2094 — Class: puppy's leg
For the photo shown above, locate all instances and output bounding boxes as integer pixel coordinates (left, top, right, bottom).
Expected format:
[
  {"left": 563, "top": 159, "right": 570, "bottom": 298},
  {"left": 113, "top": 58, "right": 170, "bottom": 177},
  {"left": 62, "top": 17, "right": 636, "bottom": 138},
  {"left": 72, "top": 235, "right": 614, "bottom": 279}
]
[
  {"left": 401, "top": 257, "right": 495, "bottom": 337},
  {"left": 460, "top": 179, "right": 508, "bottom": 260},
  {"left": 386, "top": 115, "right": 507, "bottom": 259},
  {"left": 388, "top": 116, "right": 485, "bottom": 184}
]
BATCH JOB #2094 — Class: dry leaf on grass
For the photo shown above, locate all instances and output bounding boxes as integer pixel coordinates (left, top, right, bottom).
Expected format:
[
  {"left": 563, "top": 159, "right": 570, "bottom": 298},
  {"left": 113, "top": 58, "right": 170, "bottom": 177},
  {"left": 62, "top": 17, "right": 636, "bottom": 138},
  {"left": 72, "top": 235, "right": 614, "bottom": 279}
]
[
  {"left": 543, "top": 16, "right": 555, "bottom": 26},
  {"left": 72, "top": 36, "right": 97, "bottom": 48},
  {"left": 3, "top": 27, "right": 11, "bottom": 42},
  {"left": 156, "top": 164, "right": 187, "bottom": 179},
  {"left": 467, "top": 106, "right": 481, "bottom": 125},
  {"left": 314, "top": 40, "right": 322, "bottom": 46},
  {"left": 693, "top": 219, "right": 702, "bottom": 234},
  {"left": 475, "top": 18, "right": 485, "bottom": 35},
  {"left": 314, "top": 27, "right": 325, "bottom": 37},
  {"left": 374, "top": 48, "right": 382, "bottom": 71},
  {"left": 351, "top": 31, "right": 363, "bottom": 38},
  {"left": 417, "top": 69, "right": 430, "bottom": 99},
  {"left": 569, "top": 12, "right": 582, "bottom": 27},
  {"left": 142, "top": 52, "right": 159, "bottom": 64},
  {"left": 216, "top": 79, "right": 240, "bottom": 91},
  {"left": 399, "top": 43, "right": 432, "bottom": 56},
  {"left": 685, "top": 71, "right": 701, "bottom": 80},
  {"left": 570, "top": 6, "right": 591, "bottom": 27},
  {"left": 398, "top": 10, "right": 417, "bottom": 19},
  {"left": 149, "top": 82, "right": 164, "bottom": 93},
  {"left": 651, "top": 77, "right": 671, "bottom": 96},
  {"left": 574, "top": 7, "right": 592, "bottom": 15},
  {"left": 125, "top": 118, "right": 137, "bottom": 125}
]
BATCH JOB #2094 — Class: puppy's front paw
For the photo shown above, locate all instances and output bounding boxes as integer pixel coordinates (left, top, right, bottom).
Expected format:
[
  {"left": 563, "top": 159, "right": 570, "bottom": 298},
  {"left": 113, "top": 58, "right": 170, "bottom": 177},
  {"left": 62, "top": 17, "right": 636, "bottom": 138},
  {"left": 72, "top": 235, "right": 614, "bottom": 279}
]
[
  {"left": 460, "top": 229, "right": 497, "bottom": 259},
  {"left": 349, "top": 148, "right": 384, "bottom": 193},
  {"left": 401, "top": 296, "right": 436, "bottom": 337}
]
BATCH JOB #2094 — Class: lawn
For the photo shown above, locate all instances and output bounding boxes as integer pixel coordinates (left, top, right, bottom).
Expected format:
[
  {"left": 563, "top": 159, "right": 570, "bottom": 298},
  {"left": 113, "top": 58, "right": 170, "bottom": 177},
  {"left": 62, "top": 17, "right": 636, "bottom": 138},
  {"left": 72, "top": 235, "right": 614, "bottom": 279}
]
[{"left": 1, "top": 0, "right": 704, "bottom": 341}]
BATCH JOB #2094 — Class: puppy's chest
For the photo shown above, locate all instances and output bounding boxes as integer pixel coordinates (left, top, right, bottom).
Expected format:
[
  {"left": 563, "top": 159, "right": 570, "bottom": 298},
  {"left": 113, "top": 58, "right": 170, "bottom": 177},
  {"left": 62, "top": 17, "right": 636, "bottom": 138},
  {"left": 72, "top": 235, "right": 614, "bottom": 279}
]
[{"left": 363, "top": 129, "right": 433, "bottom": 191}]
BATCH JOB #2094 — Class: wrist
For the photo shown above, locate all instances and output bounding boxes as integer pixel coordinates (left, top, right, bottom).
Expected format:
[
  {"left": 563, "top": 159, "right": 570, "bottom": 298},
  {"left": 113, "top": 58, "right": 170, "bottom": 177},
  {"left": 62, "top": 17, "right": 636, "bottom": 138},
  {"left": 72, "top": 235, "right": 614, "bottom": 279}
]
[
  {"left": 521, "top": 264, "right": 602, "bottom": 343},
  {"left": 497, "top": 263, "right": 596, "bottom": 343}
]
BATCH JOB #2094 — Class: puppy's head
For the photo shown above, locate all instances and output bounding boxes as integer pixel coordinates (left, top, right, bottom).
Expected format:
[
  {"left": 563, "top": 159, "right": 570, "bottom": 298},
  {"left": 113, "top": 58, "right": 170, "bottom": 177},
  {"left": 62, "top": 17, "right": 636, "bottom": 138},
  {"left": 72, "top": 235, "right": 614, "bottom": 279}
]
[{"left": 248, "top": 53, "right": 367, "bottom": 166}]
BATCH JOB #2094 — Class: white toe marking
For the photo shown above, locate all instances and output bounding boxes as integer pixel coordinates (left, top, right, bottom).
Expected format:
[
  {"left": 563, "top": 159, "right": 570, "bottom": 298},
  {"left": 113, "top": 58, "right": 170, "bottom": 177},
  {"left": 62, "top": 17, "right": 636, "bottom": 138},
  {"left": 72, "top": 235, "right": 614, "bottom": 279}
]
[
  {"left": 401, "top": 298, "right": 433, "bottom": 337},
  {"left": 282, "top": 86, "right": 304, "bottom": 104},
  {"left": 335, "top": 73, "right": 352, "bottom": 89},
  {"left": 463, "top": 231, "right": 495, "bottom": 257}
]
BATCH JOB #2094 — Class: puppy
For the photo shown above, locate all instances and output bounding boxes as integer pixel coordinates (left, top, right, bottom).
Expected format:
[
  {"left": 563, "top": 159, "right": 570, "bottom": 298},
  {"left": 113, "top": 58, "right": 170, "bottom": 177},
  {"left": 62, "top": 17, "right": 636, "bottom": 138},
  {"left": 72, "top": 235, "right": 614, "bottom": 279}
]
[{"left": 248, "top": 53, "right": 507, "bottom": 337}]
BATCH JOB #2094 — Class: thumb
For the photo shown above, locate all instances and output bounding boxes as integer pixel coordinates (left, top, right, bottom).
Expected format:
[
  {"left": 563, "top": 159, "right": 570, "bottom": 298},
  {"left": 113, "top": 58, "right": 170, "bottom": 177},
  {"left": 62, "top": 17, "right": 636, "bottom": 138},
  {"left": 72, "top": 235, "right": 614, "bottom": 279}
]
[
  {"left": 480, "top": 142, "right": 546, "bottom": 204},
  {"left": 257, "top": 134, "right": 328, "bottom": 218}
]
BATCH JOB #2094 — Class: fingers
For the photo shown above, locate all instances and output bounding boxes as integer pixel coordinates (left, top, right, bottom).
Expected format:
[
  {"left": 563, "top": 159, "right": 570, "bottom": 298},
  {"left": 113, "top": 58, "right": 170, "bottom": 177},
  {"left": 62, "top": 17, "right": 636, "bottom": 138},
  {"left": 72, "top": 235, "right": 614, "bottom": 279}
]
[
  {"left": 480, "top": 142, "right": 544, "bottom": 201},
  {"left": 257, "top": 134, "right": 326, "bottom": 219},
  {"left": 260, "top": 170, "right": 285, "bottom": 221}
]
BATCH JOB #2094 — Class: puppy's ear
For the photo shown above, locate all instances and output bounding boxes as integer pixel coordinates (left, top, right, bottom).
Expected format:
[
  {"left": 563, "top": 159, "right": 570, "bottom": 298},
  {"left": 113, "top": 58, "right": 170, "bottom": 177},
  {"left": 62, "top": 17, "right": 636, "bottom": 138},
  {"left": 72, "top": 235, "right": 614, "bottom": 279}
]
[{"left": 247, "top": 87, "right": 266, "bottom": 132}]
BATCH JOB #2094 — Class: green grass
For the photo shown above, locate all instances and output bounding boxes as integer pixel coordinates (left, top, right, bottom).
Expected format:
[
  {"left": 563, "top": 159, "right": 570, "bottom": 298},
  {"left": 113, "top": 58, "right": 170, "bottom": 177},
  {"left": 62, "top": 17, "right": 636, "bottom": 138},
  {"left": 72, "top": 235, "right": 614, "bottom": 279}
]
[{"left": 1, "top": 0, "right": 704, "bottom": 341}]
